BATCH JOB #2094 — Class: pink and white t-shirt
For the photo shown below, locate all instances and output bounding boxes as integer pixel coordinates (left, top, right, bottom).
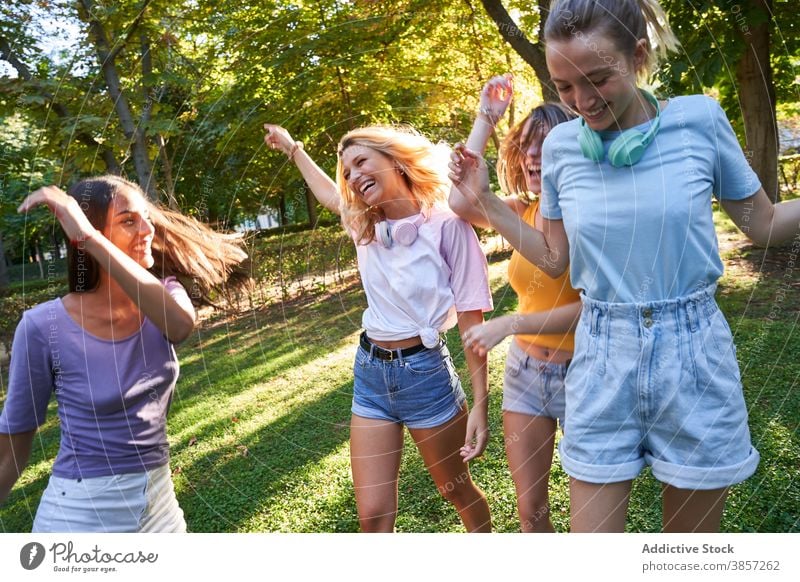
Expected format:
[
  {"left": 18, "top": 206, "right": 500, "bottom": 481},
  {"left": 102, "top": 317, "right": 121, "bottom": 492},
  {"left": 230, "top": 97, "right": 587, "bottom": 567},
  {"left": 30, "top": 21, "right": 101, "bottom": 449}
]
[{"left": 353, "top": 206, "right": 492, "bottom": 347}]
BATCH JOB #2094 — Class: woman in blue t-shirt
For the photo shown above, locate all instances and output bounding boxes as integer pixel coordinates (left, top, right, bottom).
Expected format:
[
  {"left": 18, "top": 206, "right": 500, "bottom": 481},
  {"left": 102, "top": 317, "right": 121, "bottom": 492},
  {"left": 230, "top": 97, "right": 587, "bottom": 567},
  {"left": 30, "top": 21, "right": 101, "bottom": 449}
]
[
  {"left": 450, "top": 0, "right": 800, "bottom": 532},
  {"left": 0, "top": 177, "right": 247, "bottom": 532}
]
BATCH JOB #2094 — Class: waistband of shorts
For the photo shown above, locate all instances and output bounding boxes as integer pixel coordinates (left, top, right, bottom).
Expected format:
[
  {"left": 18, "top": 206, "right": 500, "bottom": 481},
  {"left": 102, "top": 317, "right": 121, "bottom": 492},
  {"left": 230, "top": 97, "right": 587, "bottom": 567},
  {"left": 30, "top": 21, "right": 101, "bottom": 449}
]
[
  {"left": 359, "top": 331, "right": 436, "bottom": 361},
  {"left": 508, "top": 340, "right": 571, "bottom": 372},
  {"left": 580, "top": 284, "right": 718, "bottom": 315}
]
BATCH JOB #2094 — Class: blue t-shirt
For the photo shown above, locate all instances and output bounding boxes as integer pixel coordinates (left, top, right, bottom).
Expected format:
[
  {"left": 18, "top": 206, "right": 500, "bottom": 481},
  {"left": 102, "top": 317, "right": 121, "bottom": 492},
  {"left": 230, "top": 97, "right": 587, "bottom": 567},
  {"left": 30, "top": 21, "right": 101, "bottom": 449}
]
[
  {"left": 0, "top": 279, "right": 187, "bottom": 479},
  {"left": 540, "top": 94, "right": 761, "bottom": 302}
]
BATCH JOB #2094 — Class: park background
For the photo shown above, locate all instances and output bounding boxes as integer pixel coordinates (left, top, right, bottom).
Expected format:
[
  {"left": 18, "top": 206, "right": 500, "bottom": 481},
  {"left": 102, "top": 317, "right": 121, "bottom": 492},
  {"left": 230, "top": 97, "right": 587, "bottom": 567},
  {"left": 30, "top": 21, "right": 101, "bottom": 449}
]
[{"left": 0, "top": 0, "right": 798, "bottom": 532}]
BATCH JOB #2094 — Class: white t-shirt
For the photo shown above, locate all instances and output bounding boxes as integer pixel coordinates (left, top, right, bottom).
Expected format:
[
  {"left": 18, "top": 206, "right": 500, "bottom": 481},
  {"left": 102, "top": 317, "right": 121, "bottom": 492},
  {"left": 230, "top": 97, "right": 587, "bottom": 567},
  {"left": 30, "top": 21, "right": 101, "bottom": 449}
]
[{"left": 353, "top": 206, "right": 493, "bottom": 347}]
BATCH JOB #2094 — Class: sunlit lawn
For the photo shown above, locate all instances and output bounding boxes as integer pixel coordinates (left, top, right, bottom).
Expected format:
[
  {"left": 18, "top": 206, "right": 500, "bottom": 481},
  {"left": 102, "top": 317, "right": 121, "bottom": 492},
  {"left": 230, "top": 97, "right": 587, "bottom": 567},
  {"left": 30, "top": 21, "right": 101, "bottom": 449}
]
[{"left": 1, "top": 220, "right": 799, "bottom": 532}]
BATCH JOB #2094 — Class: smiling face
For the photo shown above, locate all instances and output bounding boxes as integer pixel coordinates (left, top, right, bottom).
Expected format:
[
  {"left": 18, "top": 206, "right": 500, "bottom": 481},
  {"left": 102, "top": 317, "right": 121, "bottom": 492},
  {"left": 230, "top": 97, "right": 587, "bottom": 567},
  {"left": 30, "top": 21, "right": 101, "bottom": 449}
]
[
  {"left": 518, "top": 119, "right": 549, "bottom": 194},
  {"left": 546, "top": 35, "right": 647, "bottom": 132},
  {"left": 103, "top": 187, "right": 155, "bottom": 269},
  {"left": 340, "top": 144, "right": 407, "bottom": 209}
]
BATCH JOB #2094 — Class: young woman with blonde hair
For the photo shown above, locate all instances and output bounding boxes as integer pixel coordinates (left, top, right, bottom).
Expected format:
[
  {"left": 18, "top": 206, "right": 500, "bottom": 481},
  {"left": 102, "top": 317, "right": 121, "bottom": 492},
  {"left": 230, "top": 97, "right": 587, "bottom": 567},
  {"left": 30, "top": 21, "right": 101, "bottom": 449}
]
[
  {"left": 0, "top": 176, "right": 246, "bottom": 532},
  {"left": 264, "top": 123, "right": 493, "bottom": 532}
]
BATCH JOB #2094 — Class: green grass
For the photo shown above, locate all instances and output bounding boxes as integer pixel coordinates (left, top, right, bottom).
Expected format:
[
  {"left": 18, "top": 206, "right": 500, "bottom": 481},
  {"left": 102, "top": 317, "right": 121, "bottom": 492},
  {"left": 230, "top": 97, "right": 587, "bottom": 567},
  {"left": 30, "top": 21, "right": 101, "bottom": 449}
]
[{"left": 1, "top": 229, "right": 798, "bottom": 532}]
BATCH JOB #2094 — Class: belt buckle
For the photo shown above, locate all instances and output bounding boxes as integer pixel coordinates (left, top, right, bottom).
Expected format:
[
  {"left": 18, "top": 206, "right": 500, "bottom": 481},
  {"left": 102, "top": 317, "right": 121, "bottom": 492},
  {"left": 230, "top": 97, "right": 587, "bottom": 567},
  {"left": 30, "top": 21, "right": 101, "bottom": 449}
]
[{"left": 375, "top": 344, "right": 394, "bottom": 361}]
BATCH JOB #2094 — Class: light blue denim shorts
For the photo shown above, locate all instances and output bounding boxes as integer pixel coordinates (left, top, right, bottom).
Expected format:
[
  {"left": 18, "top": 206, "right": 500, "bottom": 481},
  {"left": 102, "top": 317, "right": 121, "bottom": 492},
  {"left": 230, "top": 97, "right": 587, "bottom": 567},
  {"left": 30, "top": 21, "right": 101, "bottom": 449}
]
[
  {"left": 32, "top": 464, "right": 186, "bottom": 533},
  {"left": 502, "top": 340, "right": 567, "bottom": 427},
  {"left": 352, "top": 339, "right": 466, "bottom": 429},
  {"left": 560, "top": 285, "right": 760, "bottom": 490}
]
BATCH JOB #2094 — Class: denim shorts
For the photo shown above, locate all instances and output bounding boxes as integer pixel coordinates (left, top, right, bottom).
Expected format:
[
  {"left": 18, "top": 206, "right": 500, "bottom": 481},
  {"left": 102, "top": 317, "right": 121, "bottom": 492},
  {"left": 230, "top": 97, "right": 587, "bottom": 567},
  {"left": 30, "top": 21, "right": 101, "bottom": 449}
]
[
  {"left": 352, "top": 339, "right": 467, "bottom": 429},
  {"left": 502, "top": 340, "right": 567, "bottom": 427},
  {"left": 32, "top": 464, "right": 186, "bottom": 533},
  {"left": 559, "top": 285, "right": 760, "bottom": 490}
]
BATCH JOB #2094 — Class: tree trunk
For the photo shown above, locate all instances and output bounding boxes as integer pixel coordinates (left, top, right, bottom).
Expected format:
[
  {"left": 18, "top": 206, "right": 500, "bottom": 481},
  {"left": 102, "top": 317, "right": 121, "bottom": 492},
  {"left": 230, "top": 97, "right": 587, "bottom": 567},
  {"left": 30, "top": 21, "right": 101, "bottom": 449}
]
[
  {"left": 156, "top": 134, "right": 179, "bottom": 209},
  {"left": 0, "top": 233, "right": 8, "bottom": 290},
  {"left": 78, "top": 0, "right": 157, "bottom": 199},
  {"left": 736, "top": 1, "right": 778, "bottom": 202},
  {"left": 34, "top": 242, "right": 44, "bottom": 279},
  {"left": 480, "top": 0, "right": 558, "bottom": 102},
  {"left": 304, "top": 186, "right": 318, "bottom": 227},
  {"left": 279, "top": 192, "right": 288, "bottom": 226}
]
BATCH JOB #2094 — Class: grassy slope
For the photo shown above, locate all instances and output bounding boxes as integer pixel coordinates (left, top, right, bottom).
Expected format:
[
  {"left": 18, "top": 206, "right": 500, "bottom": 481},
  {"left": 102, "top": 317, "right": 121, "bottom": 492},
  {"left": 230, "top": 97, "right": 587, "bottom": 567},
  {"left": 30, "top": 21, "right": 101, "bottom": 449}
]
[{"left": 1, "top": 218, "right": 798, "bottom": 532}]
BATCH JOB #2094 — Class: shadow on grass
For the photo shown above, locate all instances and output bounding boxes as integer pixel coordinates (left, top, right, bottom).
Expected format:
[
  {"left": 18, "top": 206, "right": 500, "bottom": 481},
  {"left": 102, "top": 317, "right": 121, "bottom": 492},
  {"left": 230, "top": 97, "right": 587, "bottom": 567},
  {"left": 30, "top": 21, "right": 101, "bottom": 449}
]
[{"left": 174, "top": 379, "right": 356, "bottom": 532}]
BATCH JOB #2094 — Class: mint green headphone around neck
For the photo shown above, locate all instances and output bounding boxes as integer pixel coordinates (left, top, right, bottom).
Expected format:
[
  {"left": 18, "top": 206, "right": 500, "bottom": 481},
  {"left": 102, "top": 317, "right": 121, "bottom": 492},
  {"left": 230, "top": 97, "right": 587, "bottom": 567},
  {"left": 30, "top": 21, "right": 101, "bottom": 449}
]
[{"left": 578, "top": 90, "right": 661, "bottom": 167}]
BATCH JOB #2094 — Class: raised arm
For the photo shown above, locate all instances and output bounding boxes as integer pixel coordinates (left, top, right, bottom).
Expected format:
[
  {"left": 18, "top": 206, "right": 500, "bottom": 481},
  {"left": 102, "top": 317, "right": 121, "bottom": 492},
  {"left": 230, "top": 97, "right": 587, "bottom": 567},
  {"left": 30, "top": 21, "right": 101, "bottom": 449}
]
[
  {"left": 449, "top": 146, "right": 569, "bottom": 278},
  {"left": 0, "top": 430, "right": 36, "bottom": 504},
  {"left": 721, "top": 187, "right": 800, "bottom": 247},
  {"left": 264, "top": 124, "right": 341, "bottom": 215},
  {"left": 17, "top": 187, "right": 195, "bottom": 343},
  {"left": 449, "top": 75, "right": 515, "bottom": 228},
  {"left": 462, "top": 302, "right": 582, "bottom": 357}
]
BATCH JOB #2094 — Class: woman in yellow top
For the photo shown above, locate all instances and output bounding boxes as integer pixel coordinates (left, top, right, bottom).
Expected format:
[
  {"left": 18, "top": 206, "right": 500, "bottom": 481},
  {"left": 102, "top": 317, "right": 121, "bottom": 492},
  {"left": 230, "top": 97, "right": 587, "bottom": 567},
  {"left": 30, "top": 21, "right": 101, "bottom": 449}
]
[{"left": 449, "top": 75, "right": 581, "bottom": 532}]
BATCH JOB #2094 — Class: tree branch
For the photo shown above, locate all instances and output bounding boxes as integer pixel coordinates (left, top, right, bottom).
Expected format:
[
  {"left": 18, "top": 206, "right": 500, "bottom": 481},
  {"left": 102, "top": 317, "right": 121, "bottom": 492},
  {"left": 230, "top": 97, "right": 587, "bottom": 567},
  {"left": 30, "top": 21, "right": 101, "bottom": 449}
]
[
  {"left": 479, "top": 0, "right": 558, "bottom": 102},
  {"left": 107, "top": 0, "right": 155, "bottom": 62}
]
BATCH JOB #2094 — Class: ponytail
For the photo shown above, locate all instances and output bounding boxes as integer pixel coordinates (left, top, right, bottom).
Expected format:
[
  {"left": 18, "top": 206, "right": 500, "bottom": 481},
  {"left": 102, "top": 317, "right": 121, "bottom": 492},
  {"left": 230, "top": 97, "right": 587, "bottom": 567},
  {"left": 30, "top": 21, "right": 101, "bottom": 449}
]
[
  {"left": 544, "top": 0, "right": 680, "bottom": 79},
  {"left": 637, "top": 0, "right": 680, "bottom": 74}
]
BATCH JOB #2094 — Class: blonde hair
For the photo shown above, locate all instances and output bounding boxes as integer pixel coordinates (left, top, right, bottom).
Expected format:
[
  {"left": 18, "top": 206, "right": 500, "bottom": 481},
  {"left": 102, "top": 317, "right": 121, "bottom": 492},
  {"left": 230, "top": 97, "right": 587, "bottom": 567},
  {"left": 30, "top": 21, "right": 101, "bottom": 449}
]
[
  {"left": 497, "top": 103, "right": 576, "bottom": 197},
  {"left": 544, "top": 0, "right": 680, "bottom": 79},
  {"left": 336, "top": 126, "right": 450, "bottom": 245}
]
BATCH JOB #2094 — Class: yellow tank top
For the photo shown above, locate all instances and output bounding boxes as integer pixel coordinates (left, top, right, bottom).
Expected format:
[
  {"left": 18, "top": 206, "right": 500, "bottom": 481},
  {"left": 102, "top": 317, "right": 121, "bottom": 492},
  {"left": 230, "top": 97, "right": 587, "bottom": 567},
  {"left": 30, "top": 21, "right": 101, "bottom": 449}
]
[{"left": 507, "top": 200, "right": 580, "bottom": 351}]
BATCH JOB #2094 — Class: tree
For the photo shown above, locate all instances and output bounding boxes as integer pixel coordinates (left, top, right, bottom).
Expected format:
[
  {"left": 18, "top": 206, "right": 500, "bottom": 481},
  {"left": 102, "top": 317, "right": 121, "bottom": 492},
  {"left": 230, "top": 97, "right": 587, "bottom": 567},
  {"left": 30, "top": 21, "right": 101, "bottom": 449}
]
[
  {"left": 659, "top": 0, "right": 798, "bottom": 203},
  {"left": 0, "top": 234, "right": 9, "bottom": 289},
  {"left": 479, "top": 0, "right": 558, "bottom": 101}
]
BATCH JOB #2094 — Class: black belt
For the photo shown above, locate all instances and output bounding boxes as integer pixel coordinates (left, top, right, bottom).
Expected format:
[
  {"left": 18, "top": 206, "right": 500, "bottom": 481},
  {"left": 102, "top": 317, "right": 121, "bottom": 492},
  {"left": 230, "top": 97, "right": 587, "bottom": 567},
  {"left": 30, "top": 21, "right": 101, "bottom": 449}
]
[{"left": 360, "top": 332, "right": 427, "bottom": 361}]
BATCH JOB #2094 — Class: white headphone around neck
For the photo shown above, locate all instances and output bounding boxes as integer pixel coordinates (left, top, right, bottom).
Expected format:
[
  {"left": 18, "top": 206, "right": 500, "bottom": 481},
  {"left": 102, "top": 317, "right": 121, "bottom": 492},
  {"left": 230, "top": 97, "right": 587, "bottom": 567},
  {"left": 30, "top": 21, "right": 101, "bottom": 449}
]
[{"left": 374, "top": 212, "right": 426, "bottom": 248}]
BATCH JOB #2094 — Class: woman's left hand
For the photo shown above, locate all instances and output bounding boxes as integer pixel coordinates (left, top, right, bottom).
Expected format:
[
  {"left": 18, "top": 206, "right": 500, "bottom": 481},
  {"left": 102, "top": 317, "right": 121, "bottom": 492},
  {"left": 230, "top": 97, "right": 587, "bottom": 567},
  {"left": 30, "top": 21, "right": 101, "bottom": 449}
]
[
  {"left": 18, "top": 185, "right": 97, "bottom": 244},
  {"left": 460, "top": 405, "right": 489, "bottom": 462}
]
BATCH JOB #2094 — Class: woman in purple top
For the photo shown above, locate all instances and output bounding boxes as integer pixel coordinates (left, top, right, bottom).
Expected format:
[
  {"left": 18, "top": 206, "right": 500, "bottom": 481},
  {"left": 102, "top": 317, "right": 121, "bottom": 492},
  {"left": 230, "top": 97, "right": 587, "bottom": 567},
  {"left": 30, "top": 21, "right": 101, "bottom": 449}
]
[{"left": 0, "top": 176, "right": 246, "bottom": 532}]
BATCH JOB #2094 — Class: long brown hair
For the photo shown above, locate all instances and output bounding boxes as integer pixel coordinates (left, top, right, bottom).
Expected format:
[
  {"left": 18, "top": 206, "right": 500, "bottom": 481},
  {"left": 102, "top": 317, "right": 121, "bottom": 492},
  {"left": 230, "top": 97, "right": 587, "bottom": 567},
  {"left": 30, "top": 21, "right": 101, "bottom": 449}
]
[{"left": 67, "top": 176, "right": 247, "bottom": 304}]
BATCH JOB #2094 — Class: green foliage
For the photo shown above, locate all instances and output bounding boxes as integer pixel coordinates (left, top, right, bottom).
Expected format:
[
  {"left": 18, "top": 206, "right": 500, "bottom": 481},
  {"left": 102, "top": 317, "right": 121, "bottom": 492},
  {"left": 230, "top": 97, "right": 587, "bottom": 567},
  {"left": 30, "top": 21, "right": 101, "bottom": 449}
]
[
  {"left": 657, "top": 1, "right": 799, "bottom": 132},
  {"left": 2, "top": 0, "right": 546, "bottom": 242},
  {"left": 248, "top": 223, "right": 356, "bottom": 300}
]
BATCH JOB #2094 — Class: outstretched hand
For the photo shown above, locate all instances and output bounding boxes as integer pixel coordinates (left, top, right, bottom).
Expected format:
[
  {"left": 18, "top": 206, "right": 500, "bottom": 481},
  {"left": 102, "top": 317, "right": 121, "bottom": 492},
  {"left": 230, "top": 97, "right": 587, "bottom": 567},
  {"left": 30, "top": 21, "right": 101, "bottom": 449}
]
[
  {"left": 18, "top": 186, "right": 97, "bottom": 244},
  {"left": 263, "top": 123, "right": 298, "bottom": 156},
  {"left": 462, "top": 318, "right": 509, "bottom": 358}
]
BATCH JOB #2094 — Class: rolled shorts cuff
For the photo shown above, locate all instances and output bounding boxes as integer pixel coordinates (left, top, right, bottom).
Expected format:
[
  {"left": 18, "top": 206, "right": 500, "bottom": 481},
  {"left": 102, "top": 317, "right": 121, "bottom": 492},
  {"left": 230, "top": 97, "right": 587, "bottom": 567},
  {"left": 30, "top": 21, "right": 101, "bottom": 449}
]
[
  {"left": 406, "top": 395, "right": 465, "bottom": 429},
  {"left": 558, "top": 441, "right": 646, "bottom": 484},
  {"left": 647, "top": 447, "right": 760, "bottom": 490},
  {"left": 351, "top": 395, "right": 465, "bottom": 430}
]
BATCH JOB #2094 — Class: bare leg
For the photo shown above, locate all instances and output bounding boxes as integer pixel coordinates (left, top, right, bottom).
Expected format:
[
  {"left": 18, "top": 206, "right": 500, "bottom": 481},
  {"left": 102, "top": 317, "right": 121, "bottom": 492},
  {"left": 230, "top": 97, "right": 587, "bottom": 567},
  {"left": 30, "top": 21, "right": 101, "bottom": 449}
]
[
  {"left": 408, "top": 408, "right": 492, "bottom": 532},
  {"left": 350, "top": 414, "right": 404, "bottom": 532},
  {"left": 662, "top": 484, "right": 728, "bottom": 532},
  {"left": 503, "top": 412, "right": 557, "bottom": 532},
  {"left": 570, "top": 478, "right": 632, "bottom": 532}
]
